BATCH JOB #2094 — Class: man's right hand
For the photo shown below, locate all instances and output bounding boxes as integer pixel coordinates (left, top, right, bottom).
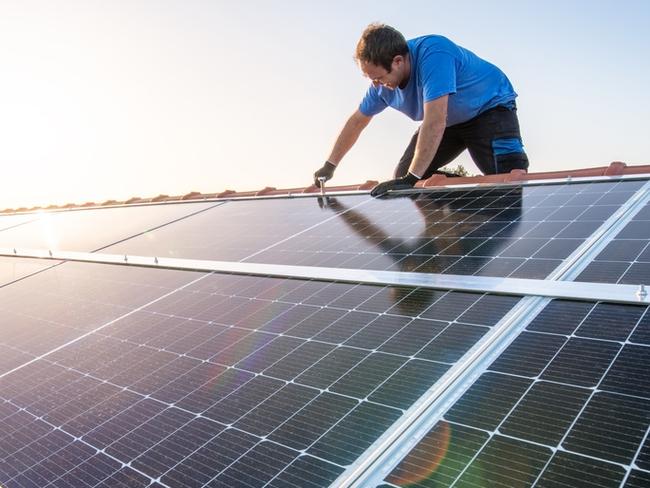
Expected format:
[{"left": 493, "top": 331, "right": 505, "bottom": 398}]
[{"left": 314, "top": 161, "right": 337, "bottom": 188}]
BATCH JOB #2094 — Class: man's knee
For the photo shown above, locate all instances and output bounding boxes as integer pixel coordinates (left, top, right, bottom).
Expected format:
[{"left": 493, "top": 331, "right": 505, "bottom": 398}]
[
  {"left": 496, "top": 151, "right": 529, "bottom": 173},
  {"left": 492, "top": 137, "right": 528, "bottom": 173}
]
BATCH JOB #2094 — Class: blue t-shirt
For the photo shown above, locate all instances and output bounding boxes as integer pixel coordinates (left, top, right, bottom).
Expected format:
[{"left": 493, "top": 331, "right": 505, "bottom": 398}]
[{"left": 359, "top": 35, "right": 517, "bottom": 126}]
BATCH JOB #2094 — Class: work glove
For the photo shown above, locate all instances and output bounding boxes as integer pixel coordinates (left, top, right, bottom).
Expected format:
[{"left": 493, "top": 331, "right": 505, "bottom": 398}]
[
  {"left": 370, "top": 172, "right": 420, "bottom": 197},
  {"left": 314, "top": 161, "right": 336, "bottom": 188}
]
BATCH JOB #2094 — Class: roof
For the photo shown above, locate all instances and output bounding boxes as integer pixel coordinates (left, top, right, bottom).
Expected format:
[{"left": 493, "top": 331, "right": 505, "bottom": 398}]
[{"left": 3, "top": 161, "right": 649, "bottom": 214}]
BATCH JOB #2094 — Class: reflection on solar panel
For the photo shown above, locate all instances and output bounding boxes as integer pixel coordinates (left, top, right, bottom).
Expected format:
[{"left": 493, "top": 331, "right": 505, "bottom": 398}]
[
  {"left": 107, "top": 196, "right": 366, "bottom": 260},
  {"left": 1, "top": 175, "right": 650, "bottom": 487},
  {"left": 107, "top": 181, "right": 643, "bottom": 279}
]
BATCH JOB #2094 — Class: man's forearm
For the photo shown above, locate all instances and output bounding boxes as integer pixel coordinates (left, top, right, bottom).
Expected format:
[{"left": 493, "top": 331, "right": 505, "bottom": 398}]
[
  {"left": 327, "top": 110, "right": 371, "bottom": 165},
  {"left": 407, "top": 95, "right": 449, "bottom": 178},
  {"left": 407, "top": 120, "right": 446, "bottom": 177}
]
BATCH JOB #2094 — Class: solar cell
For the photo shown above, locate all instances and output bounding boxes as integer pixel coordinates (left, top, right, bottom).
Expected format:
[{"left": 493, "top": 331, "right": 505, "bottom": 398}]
[
  {"left": 380, "top": 298, "right": 650, "bottom": 488},
  {"left": 0, "top": 263, "right": 522, "bottom": 487}
]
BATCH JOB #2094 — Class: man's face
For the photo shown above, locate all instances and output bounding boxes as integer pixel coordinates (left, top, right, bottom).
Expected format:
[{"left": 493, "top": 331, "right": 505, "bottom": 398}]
[{"left": 360, "top": 55, "right": 408, "bottom": 90}]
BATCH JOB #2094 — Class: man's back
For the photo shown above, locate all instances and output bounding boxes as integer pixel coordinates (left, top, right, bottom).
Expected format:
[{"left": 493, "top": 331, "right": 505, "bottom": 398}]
[{"left": 360, "top": 35, "right": 517, "bottom": 126}]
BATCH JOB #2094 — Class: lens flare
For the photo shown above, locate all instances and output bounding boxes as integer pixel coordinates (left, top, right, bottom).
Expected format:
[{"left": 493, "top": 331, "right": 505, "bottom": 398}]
[{"left": 387, "top": 421, "right": 452, "bottom": 486}]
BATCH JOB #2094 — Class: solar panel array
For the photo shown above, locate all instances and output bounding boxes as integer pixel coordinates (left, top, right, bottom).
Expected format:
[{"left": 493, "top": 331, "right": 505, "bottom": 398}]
[{"left": 1, "top": 176, "right": 649, "bottom": 488}]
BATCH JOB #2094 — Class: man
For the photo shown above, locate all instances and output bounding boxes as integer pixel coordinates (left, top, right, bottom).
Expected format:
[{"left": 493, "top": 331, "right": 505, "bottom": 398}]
[{"left": 313, "top": 23, "right": 529, "bottom": 197}]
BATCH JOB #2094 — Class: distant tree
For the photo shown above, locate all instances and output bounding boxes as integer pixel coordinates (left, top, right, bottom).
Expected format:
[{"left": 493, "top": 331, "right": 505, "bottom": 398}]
[{"left": 440, "top": 163, "right": 472, "bottom": 177}]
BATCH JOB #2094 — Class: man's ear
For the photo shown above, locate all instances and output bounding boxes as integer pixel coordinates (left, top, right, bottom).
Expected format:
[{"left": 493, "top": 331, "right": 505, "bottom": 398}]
[{"left": 393, "top": 55, "right": 404, "bottom": 67}]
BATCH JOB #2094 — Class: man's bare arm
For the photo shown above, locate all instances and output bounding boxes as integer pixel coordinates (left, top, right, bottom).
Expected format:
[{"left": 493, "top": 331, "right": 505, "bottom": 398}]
[
  {"left": 408, "top": 95, "right": 448, "bottom": 177},
  {"left": 369, "top": 96, "right": 448, "bottom": 197},
  {"left": 327, "top": 109, "right": 372, "bottom": 165}
]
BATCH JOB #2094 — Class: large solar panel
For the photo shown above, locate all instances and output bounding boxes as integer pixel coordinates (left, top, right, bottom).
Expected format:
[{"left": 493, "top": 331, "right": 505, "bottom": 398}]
[
  {"left": 103, "top": 180, "right": 645, "bottom": 279},
  {"left": 1, "top": 175, "right": 650, "bottom": 487},
  {"left": 378, "top": 298, "right": 650, "bottom": 487},
  {"left": 0, "top": 261, "right": 522, "bottom": 487}
]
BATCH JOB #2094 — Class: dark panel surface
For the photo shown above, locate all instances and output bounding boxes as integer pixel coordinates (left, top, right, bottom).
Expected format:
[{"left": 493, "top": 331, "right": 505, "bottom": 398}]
[
  {"left": 103, "top": 181, "right": 642, "bottom": 278},
  {"left": 106, "top": 195, "right": 367, "bottom": 261},
  {"left": 383, "top": 298, "right": 650, "bottom": 488},
  {"left": 577, "top": 197, "right": 650, "bottom": 284},
  {"left": 243, "top": 181, "right": 642, "bottom": 278},
  {"left": 0, "top": 261, "right": 198, "bottom": 376},
  {"left": 0, "top": 265, "right": 521, "bottom": 487}
]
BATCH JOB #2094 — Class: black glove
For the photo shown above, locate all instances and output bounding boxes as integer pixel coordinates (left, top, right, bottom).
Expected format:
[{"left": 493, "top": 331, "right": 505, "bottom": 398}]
[
  {"left": 314, "top": 161, "right": 336, "bottom": 188},
  {"left": 370, "top": 172, "right": 420, "bottom": 197}
]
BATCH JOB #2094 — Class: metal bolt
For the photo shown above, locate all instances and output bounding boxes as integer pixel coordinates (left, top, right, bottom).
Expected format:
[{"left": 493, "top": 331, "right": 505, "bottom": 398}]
[
  {"left": 124, "top": 255, "right": 128, "bottom": 263},
  {"left": 154, "top": 257, "right": 159, "bottom": 264},
  {"left": 637, "top": 284, "right": 647, "bottom": 300},
  {"left": 318, "top": 176, "right": 326, "bottom": 196}
]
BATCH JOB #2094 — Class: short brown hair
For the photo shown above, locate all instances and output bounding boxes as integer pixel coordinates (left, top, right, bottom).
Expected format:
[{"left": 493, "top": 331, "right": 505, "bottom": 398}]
[{"left": 355, "top": 23, "right": 408, "bottom": 71}]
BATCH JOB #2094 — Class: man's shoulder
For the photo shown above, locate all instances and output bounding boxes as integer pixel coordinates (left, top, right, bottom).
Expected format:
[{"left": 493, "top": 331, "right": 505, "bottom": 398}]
[{"left": 408, "top": 35, "right": 458, "bottom": 53}]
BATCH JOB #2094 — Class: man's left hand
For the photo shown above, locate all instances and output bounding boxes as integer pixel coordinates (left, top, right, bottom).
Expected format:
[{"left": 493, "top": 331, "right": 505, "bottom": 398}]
[{"left": 370, "top": 173, "right": 420, "bottom": 197}]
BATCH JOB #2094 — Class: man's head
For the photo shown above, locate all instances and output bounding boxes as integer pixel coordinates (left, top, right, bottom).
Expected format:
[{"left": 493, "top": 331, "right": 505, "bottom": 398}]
[{"left": 355, "top": 23, "right": 410, "bottom": 90}]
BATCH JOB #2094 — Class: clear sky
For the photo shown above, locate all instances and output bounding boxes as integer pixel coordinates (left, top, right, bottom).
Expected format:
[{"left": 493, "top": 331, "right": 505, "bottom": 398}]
[{"left": 1, "top": 0, "right": 649, "bottom": 209}]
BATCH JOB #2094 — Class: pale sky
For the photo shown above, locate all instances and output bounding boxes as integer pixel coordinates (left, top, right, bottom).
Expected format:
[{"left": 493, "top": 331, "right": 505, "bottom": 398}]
[{"left": 0, "top": 0, "right": 648, "bottom": 209}]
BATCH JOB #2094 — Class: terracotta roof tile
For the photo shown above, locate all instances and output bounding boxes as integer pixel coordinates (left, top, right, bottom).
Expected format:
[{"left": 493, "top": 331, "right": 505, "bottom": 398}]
[{"left": 1, "top": 162, "right": 648, "bottom": 215}]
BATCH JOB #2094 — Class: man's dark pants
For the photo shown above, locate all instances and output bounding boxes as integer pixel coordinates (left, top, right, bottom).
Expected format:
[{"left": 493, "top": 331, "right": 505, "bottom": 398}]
[{"left": 394, "top": 104, "right": 529, "bottom": 178}]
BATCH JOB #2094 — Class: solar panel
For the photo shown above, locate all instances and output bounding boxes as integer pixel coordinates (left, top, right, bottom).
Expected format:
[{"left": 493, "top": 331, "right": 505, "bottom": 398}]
[
  {"left": 0, "top": 201, "right": 218, "bottom": 252},
  {"left": 0, "top": 256, "right": 58, "bottom": 287},
  {"left": 0, "top": 213, "right": 39, "bottom": 232},
  {"left": 1, "top": 175, "right": 650, "bottom": 487},
  {"left": 379, "top": 298, "right": 650, "bottom": 488},
  {"left": 106, "top": 195, "right": 368, "bottom": 260},
  {"left": 577, "top": 199, "right": 650, "bottom": 284},
  {"left": 0, "top": 261, "right": 523, "bottom": 487},
  {"left": 102, "top": 180, "right": 645, "bottom": 280}
]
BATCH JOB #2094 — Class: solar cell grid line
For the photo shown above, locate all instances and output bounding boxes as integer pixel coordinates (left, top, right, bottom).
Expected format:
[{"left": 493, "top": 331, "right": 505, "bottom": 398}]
[
  {"left": 0, "top": 200, "right": 221, "bottom": 254},
  {"left": 376, "top": 298, "right": 650, "bottom": 488},
  {"left": 243, "top": 179, "right": 647, "bottom": 280},
  {"left": 0, "top": 268, "right": 523, "bottom": 487}
]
